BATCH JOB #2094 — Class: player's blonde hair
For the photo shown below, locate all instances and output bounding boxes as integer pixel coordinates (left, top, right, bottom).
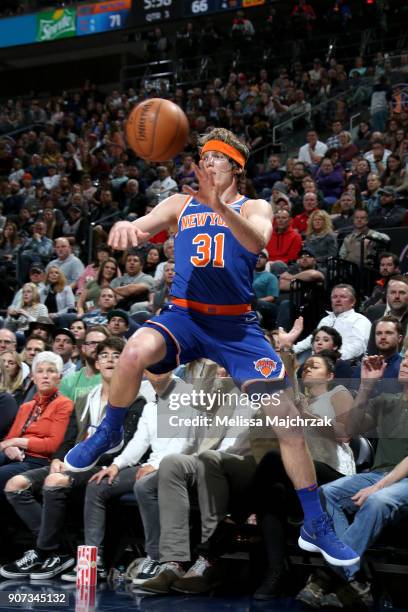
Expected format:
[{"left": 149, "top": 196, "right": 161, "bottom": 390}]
[{"left": 199, "top": 129, "right": 250, "bottom": 166}]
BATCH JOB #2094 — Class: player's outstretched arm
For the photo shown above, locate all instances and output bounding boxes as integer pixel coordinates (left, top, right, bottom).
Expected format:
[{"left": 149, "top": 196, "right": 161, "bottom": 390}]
[
  {"left": 215, "top": 197, "right": 273, "bottom": 254},
  {"left": 108, "top": 193, "right": 187, "bottom": 251}
]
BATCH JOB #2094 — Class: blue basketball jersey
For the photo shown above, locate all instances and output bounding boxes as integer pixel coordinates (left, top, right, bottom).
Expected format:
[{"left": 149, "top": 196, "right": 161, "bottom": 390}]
[{"left": 171, "top": 195, "right": 257, "bottom": 305}]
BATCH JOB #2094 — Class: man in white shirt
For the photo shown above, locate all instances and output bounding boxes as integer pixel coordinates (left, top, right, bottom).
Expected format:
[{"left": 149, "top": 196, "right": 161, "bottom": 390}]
[
  {"left": 146, "top": 166, "right": 178, "bottom": 203},
  {"left": 135, "top": 362, "right": 256, "bottom": 594},
  {"left": 294, "top": 284, "right": 372, "bottom": 360},
  {"left": 298, "top": 130, "right": 328, "bottom": 167},
  {"left": 363, "top": 141, "right": 391, "bottom": 174}
]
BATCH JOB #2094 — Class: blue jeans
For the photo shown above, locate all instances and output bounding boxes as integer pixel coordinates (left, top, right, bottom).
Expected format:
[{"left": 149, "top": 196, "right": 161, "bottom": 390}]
[{"left": 321, "top": 472, "right": 408, "bottom": 579}]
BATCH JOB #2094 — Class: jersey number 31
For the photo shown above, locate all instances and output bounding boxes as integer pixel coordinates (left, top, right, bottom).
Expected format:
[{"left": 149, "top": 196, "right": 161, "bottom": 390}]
[{"left": 190, "top": 233, "right": 225, "bottom": 268}]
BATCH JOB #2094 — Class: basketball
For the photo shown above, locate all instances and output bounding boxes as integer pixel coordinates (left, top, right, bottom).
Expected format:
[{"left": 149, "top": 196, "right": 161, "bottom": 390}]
[{"left": 126, "top": 98, "right": 189, "bottom": 162}]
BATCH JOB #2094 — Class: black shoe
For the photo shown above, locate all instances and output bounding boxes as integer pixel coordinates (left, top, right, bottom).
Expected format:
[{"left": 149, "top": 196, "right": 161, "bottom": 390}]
[
  {"left": 171, "top": 557, "right": 222, "bottom": 594},
  {"left": 132, "top": 557, "right": 161, "bottom": 585},
  {"left": 321, "top": 580, "right": 373, "bottom": 610},
  {"left": 61, "top": 558, "right": 107, "bottom": 582},
  {"left": 0, "top": 550, "right": 42, "bottom": 579},
  {"left": 30, "top": 554, "right": 75, "bottom": 580},
  {"left": 296, "top": 570, "right": 333, "bottom": 609},
  {"left": 253, "top": 565, "right": 286, "bottom": 600}
]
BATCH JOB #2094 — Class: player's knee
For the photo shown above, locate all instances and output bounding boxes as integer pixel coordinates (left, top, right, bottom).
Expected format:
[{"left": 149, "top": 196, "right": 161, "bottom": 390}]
[{"left": 122, "top": 335, "right": 162, "bottom": 371}]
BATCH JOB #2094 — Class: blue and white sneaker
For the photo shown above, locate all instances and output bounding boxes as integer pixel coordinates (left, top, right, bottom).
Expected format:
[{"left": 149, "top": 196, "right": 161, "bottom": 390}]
[
  {"left": 298, "top": 513, "right": 360, "bottom": 567},
  {"left": 64, "top": 419, "right": 124, "bottom": 472}
]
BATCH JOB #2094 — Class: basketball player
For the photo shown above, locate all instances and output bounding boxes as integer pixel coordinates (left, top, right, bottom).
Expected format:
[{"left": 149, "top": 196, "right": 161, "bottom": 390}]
[{"left": 65, "top": 128, "right": 358, "bottom": 566}]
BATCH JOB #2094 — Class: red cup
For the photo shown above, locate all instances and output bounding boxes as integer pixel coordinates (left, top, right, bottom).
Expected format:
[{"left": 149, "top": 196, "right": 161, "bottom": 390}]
[
  {"left": 75, "top": 585, "right": 96, "bottom": 612},
  {"left": 76, "top": 545, "right": 98, "bottom": 587}
]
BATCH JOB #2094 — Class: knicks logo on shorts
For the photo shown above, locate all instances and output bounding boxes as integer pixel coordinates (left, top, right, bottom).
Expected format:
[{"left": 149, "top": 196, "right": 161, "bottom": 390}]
[{"left": 253, "top": 357, "right": 277, "bottom": 378}]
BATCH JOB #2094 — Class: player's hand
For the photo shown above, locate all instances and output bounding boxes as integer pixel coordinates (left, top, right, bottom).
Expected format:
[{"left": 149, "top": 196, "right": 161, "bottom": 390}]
[
  {"left": 183, "top": 161, "right": 224, "bottom": 212},
  {"left": 108, "top": 221, "right": 150, "bottom": 251},
  {"left": 89, "top": 464, "right": 119, "bottom": 485},
  {"left": 361, "top": 355, "right": 386, "bottom": 380}
]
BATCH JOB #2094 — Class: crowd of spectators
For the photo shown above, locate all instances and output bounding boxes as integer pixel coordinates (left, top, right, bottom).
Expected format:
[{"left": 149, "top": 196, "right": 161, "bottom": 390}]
[{"left": 0, "top": 11, "right": 407, "bottom": 608}]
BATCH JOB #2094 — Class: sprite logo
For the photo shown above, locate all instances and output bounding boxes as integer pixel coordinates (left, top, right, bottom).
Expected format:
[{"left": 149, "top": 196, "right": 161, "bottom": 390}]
[{"left": 37, "top": 8, "right": 76, "bottom": 42}]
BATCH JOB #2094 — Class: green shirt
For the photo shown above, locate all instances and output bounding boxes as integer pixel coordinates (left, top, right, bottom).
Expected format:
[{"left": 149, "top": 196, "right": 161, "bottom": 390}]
[
  {"left": 59, "top": 368, "right": 101, "bottom": 402},
  {"left": 366, "top": 393, "right": 408, "bottom": 472}
]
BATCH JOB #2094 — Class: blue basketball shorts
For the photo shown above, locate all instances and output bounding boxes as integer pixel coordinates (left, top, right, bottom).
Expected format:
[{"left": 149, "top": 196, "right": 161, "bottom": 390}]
[{"left": 142, "top": 303, "right": 289, "bottom": 392}]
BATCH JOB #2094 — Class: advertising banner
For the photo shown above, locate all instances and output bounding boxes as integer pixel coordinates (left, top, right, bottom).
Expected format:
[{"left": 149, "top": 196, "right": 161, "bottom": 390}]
[{"left": 36, "top": 7, "right": 76, "bottom": 42}]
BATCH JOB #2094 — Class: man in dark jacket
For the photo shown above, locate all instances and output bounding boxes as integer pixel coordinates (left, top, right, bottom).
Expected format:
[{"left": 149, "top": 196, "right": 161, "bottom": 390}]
[{"left": 368, "top": 187, "right": 406, "bottom": 229}]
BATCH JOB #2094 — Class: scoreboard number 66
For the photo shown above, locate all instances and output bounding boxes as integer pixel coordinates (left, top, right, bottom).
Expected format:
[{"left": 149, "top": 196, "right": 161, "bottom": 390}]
[{"left": 191, "top": 0, "right": 209, "bottom": 13}]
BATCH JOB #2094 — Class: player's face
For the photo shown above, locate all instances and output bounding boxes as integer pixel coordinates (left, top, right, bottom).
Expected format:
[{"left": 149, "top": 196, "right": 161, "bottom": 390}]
[{"left": 201, "top": 151, "right": 233, "bottom": 183}]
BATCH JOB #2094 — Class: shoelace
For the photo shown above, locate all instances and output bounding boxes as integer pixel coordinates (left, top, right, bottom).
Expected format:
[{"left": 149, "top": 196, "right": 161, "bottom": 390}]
[
  {"left": 17, "top": 550, "right": 37, "bottom": 567},
  {"left": 312, "top": 515, "right": 348, "bottom": 550},
  {"left": 185, "top": 557, "right": 209, "bottom": 577}
]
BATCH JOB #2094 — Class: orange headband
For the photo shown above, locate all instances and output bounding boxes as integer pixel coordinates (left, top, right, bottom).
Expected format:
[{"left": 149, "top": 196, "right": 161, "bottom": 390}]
[{"left": 200, "top": 140, "right": 246, "bottom": 168}]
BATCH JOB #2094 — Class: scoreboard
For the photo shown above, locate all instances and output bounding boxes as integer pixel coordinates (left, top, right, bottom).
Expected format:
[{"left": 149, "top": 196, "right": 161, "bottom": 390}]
[
  {"left": 135, "top": 0, "right": 266, "bottom": 25},
  {"left": 0, "top": 0, "right": 268, "bottom": 49},
  {"left": 77, "top": 0, "right": 133, "bottom": 36}
]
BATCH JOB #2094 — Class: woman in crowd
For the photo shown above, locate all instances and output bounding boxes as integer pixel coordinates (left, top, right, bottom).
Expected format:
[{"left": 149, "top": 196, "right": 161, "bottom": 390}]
[
  {"left": 301, "top": 326, "right": 353, "bottom": 378},
  {"left": 392, "top": 128, "right": 406, "bottom": 159},
  {"left": 76, "top": 244, "right": 112, "bottom": 296},
  {"left": 0, "top": 221, "right": 21, "bottom": 307},
  {"left": 77, "top": 257, "right": 119, "bottom": 315},
  {"left": 69, "top": 319, "right": 87, "bottom": 344},
  {"left": 253, "top": 351, "right": 355, "bottom": 600},
  {"left": 381, "top": 154, "right": 407, "bottom": 189},
  {"left": 40, "top": 266, "right": 75, "bottom": 321},
  {"left": 0, "top": 359, "right": 18, "bottom": 440},
  {"left": 69, "top": 319, "right": 87, "bottom": 366},
  {"left": 154, "top": 237, "right": 174, "bottom": 281},
  {"left": 344, "top": 182, "right": 362, "bottom": 208},
  {"left": 0, "top": 350, "right": 26, "bottom": 406},
  {"left": 143, "top": 246, "right": 162, "bottom": 277},
  {"left": 338, "top": 131, "right": 359, "bottom": 167},
  {"left": 303, "top": 210, "right": 338, "bottom": 265},
  {"left": 5, "top": 284, "right": 48, "bottom": 334},
  {"left": 42, "top": 208, "right": 63, "bottom": 240},
  {"left": 347, "top": 158, "right": 371, "bottom": 193},
  {"left": 0, "top": 221, "right": 21, "bottom": 269},
  {"left": 353, "top": 121, "right": 371, "bottom": 152},
  {"left": 0, "top": 352, "right": 73, "bottom": 493}
]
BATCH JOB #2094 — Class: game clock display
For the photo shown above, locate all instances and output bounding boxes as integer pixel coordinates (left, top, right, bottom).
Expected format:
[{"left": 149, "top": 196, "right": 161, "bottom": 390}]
[
  {"left": 77, "top": 0, "right": 132, "bottom": 36},
  {"left": 137, "top": 0, "right": 265, "bottom": 24}
]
